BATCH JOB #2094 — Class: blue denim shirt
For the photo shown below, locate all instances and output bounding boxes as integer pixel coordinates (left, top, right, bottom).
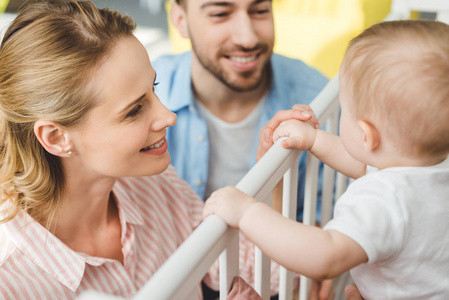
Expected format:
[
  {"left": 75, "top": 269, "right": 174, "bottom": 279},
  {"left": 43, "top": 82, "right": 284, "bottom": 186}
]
[{"left": 153, "top": 52, "right": 328, "bottom": 220}]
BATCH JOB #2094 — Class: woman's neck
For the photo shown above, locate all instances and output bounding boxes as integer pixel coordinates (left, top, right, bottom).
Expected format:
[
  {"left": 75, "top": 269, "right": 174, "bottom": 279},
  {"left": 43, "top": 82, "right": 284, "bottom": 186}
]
[{"left": 48, "top": 172, "right": 124, "bottom": 263}]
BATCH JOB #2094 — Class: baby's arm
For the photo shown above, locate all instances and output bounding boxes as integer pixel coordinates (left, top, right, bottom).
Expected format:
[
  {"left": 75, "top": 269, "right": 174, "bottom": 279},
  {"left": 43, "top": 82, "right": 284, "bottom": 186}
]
[
  {"left": 203, "top": 187, "right": 368, "bottom": 280},
  {"left": 273, "top": 119, "right": 366, "bottom": 179},
  {"left": 309, "top": 129, "right": 366, "bottom": 179}
]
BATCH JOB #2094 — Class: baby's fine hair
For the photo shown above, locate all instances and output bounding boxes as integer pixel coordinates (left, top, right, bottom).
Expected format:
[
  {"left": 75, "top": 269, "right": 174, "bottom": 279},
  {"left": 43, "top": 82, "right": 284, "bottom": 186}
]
[
  {"left": 0, "top": 0, "right": 135, "bottom": 226},
  {"left": 341, "top": 20, "right": 449, "bottom": 158}
]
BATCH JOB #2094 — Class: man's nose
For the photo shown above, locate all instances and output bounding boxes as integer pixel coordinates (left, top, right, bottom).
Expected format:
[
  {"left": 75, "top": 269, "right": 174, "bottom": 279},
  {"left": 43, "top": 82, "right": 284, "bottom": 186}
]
[{"left": 231, "top": 12, "right": 258, "bottom": 49}]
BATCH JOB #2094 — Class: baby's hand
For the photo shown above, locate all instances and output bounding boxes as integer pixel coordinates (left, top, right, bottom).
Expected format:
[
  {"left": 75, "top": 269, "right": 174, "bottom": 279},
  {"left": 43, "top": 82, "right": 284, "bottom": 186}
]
[
  {"left": 256, "top": 105, "right": 319, "bottom": 161},
  {"left": 273, "top": 119, "right": 317, "bottom": 151},
  {"left": 203, "top": 186, "right": 256, "bottom": 228}
]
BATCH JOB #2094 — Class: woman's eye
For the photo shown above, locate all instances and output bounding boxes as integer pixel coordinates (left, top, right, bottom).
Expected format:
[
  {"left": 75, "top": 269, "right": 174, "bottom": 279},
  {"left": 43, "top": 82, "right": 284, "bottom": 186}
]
[
  {"left": 153, "top": 81, "right": 159, "bottom": 92},
  {"left": 126, "top": 104, "right": 144, "bottom": 118}
]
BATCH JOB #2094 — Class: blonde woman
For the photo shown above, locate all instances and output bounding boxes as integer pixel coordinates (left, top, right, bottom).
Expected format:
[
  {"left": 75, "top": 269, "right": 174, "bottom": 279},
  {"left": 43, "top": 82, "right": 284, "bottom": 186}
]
[{"left": 0, "top": 0, "right": 192, "bottom": 298}]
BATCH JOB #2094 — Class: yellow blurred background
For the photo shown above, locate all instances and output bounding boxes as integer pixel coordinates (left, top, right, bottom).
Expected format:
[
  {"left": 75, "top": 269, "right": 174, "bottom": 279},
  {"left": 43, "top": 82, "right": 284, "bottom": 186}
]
[
  {"left": 166, "top": 0, "right": 392, "bottom": 78},
  {"left": 0, "top": 0, "right": 9, "bottom": 14},
  {"left": 2, "top": 0, "right": 394, "bottom": 78}
]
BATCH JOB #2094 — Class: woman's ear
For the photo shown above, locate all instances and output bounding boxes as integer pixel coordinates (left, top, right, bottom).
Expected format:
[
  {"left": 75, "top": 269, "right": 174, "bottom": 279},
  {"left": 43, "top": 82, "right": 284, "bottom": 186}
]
[
  {"left": 170, "top": 1, "right": 189, "bottom": 39},
  {"left": 357, "top": 120, "right": 381, "bottom": 153},
  {"left": 34, "top": 120, "right": 72, "bottom": 157}
]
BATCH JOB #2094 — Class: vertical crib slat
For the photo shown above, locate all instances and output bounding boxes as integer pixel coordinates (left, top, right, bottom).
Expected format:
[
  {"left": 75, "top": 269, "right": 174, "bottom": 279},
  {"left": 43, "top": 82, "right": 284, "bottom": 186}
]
[
  {"left": 302, "top": 154, "right": 319, "bottom": 225},
  {"left": 279, "top": 158, "right": 300, "bottom": 300},
  {"left": 299, "top": 153, "right": 320, "bottom": 300},
  {"left": 219, "top": 229, "right": 239, "bottom": 300},
  {"left": 255, "top": 246, "right": 272, "bottom": 300},
  {"left": 320, "top": 109, "right": 340, "bottom": 226},
  {"left": 320, "top": 164, "right": 336, "bottom": 226}
]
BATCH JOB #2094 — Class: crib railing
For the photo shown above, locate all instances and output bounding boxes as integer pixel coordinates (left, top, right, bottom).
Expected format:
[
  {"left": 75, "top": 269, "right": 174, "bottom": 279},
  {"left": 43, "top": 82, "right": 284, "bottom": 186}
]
[{"left": 78, "top": 75, "right": 349, "bottom": 300}]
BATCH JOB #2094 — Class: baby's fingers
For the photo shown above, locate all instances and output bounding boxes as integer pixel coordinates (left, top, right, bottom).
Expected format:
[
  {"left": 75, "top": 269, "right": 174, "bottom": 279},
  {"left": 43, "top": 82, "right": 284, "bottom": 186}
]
[
  {"left": 202, "top": 201, "right": 215, "bottom": 219},
  {"left": 280, "top": 137, "right": 310, "bottom": 150},
  {"left": 203, "top": 193, "right": 220, "bottom": 219}
]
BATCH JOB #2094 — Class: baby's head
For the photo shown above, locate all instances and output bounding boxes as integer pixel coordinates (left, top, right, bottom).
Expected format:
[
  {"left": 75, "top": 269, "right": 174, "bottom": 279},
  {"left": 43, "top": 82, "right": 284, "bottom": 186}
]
[{"left": 340, "top": 20, "right": 449, "bottom": 160}]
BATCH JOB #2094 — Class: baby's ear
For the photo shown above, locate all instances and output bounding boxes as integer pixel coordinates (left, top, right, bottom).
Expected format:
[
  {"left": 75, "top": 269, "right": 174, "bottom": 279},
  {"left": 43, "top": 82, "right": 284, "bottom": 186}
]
[
  {"left": 34, "top": 120, "right": 72, "bottom": 157},
  {"left": 357, "top": 120, "right": 380, "bottom": 152},
  {"left": 170, "top": 1, "right": 189, "bottom": 39}
]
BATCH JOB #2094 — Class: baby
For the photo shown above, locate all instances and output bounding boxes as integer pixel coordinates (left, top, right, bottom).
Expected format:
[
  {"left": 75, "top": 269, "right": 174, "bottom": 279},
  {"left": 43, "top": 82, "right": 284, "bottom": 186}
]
[{"left": 203, "top": 20, "right": 449, "bottom": 299}]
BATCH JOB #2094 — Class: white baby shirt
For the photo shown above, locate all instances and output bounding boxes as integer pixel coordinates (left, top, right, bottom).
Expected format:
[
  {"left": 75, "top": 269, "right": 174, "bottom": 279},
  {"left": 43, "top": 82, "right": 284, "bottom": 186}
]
[{"left": 324, "top": 157, "right": 449, "bottom": 299}]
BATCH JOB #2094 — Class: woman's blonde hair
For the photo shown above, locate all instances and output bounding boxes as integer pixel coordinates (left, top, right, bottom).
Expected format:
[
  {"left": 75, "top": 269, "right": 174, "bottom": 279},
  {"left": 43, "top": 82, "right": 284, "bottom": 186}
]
[
  {"left": 0, "top": 0, "right": 136, "bottom": 227},
  {"left": 340, "top": 20, "right": 449, "bottom": 158}
]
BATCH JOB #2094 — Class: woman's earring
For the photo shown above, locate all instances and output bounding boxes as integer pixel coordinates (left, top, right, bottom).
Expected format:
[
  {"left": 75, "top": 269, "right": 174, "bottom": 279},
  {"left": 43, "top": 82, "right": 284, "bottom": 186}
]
[{"left": 68, "top": 151, "right": 72, "bottom": 155}]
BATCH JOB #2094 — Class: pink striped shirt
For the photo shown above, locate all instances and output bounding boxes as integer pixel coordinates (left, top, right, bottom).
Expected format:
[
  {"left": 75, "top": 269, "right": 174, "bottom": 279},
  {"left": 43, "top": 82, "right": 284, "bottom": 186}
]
[{"left": 0, "top": 165, "right": 279, "bottom": 299}]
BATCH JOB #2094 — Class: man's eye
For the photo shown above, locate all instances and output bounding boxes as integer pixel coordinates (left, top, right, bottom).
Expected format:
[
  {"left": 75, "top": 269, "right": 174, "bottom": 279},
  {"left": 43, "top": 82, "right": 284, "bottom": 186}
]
[
  {"left": 251, "top": 4, "right": 271, "bottom": 16},
  {"left": 126, "top": 104, "right": 144, "bottom": 118},
  {"left": 209, "top": 11, "right": 230, "bottom": 18},
  {"left": 250, "top": 8, "right": 270, "bottom": 16},
  {"left": 254, "top": 9, "right": 269, "bottom": 15}
]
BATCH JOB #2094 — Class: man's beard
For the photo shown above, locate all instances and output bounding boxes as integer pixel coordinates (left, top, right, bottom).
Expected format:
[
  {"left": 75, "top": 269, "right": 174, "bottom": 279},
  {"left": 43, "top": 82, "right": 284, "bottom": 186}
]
[{"left": 191, "top": 42, "right": 271, "bottom": 92}]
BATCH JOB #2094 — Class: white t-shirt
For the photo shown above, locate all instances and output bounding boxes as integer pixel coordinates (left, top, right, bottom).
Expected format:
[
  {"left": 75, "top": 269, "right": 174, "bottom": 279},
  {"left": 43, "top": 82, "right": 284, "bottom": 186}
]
[
  {"left": 196, "top": 98, "right": 265, "bottom": 199},
  {"left": 324, "top": 157, "right": 449, "bottom": 300}
]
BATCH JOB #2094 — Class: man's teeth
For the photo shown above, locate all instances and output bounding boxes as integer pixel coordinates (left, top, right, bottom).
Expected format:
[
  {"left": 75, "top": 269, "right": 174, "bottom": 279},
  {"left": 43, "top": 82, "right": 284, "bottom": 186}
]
[
  {"left": 229, "top": 55, "right": 257, "bottom": 63},
  {"left": 141, "top": 140, "right": 164, "bottom": 151}
]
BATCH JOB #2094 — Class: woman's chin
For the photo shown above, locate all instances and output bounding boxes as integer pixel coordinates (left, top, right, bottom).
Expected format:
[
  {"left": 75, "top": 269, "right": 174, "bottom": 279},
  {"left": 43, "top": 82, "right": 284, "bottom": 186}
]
[{"left": 143, "top": 155, "right": 171, "bottom": 176}]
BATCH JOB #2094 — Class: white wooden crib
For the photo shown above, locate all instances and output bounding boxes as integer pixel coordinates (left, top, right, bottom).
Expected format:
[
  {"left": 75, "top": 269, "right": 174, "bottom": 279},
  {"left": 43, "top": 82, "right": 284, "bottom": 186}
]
[{"left": 79, "top": 75, "right": 352, "bottom": 300}]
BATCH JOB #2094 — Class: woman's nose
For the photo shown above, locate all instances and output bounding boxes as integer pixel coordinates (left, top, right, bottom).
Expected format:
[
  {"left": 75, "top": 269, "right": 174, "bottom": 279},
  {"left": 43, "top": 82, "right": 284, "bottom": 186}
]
[
  {"left": 150, "top": 100, "right": 177, "bottom": 131},
  {"left": 165, "top": 110, "right": 177, "bottom": 127}
]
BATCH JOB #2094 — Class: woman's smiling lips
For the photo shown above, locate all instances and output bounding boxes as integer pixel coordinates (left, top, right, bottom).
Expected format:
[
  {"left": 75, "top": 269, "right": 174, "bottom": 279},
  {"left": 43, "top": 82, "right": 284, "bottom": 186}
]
[{"left": 140, "top": 138, "right": 168, "bottom": 155}]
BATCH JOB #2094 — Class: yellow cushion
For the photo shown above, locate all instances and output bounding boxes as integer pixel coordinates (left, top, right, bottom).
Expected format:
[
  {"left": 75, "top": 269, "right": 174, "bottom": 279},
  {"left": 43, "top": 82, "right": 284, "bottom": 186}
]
[{"left": 166, "top": 0, "right": 391, "bottom": 78}]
